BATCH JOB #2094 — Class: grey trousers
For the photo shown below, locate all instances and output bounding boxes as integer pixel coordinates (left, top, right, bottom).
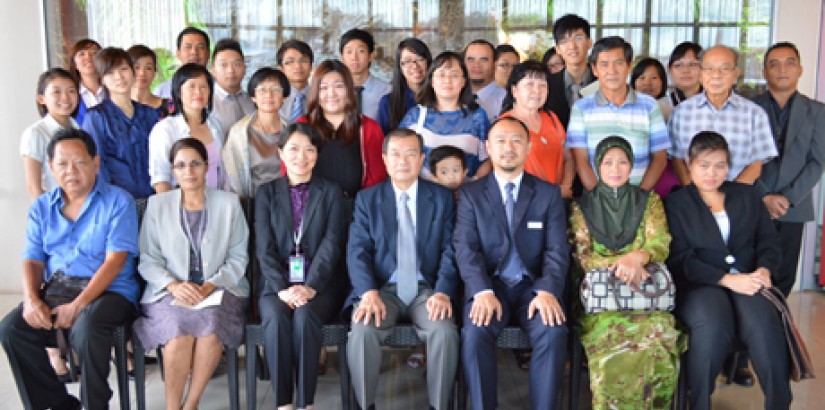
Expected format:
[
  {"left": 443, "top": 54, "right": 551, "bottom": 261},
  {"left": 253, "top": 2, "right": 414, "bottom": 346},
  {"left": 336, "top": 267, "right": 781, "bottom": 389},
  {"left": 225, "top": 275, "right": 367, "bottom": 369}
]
[{"left": 347, "top": 283, "right": 458, "bottom": 410}]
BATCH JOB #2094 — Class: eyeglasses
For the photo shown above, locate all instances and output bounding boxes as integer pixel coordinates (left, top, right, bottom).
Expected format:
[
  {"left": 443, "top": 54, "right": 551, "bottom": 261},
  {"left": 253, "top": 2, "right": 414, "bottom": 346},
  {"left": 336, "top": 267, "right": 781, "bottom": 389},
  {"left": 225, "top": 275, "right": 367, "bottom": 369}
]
[
  {"left": 172, "top": 160, "right": 206, "bottom": 170},
  {"left": 400, "top": 57, "right": 427, "bottom": 68},
  {"left": 701, "top": 65, "right": 737, "bottom": 74},
  {"left": 672, "top": 61, "right": 700, "bottom": 70},
  {"left": 557, "top": 34, "right": 588, "bottom": 47},
  {"left": 255, "top": 86, "right": 284, "bottom": 94}
]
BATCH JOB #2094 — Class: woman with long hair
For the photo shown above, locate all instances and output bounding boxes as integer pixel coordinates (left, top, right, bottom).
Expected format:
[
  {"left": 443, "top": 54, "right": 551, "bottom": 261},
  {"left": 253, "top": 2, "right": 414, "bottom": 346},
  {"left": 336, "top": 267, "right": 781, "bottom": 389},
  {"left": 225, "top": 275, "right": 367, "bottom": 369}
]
[{"left": 376, "top": 38, "right": 432, "bottom": 135}]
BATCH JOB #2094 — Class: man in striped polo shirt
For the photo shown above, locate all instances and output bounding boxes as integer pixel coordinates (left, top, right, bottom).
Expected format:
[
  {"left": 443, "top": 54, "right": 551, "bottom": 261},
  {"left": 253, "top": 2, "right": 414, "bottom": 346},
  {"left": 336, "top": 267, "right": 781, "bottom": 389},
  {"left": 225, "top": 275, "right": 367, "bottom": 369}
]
[{"left": 567, "top": 36, "right": 670, "bottom": 192}]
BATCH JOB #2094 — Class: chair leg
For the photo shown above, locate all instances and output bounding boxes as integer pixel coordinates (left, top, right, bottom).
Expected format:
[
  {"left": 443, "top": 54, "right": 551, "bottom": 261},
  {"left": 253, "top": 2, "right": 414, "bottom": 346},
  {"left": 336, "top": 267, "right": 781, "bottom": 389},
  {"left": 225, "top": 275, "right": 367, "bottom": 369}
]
[
  {"left": 246, "top": 343, "right": 257, "bottom": 410},
  {"left": 227, "top": 347, "right": 240, "bottom": 410},
  {"left": 338, "top": 343, "right": 352, "bottom": 410},
  {"left": 113, "top": 326, "right": 130, "bottom": 410},
  {"left": 132, "top": 333, "right": 146, "bottom": 410}
]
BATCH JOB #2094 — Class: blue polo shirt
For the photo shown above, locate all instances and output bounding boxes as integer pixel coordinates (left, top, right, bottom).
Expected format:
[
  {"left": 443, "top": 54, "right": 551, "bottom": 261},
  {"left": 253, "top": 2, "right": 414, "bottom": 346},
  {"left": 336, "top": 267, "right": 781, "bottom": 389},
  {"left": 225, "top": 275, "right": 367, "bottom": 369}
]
[{"left": 23, "top": 178, "right": 140, "bottom": 305}]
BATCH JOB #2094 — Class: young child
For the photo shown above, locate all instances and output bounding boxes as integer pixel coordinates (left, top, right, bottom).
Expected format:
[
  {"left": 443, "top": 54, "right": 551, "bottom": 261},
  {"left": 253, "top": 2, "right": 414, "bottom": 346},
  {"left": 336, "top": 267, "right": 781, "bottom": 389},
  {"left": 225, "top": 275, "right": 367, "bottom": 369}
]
[{"left": 428, "top": 145, "right": 469, "bottom": 193}]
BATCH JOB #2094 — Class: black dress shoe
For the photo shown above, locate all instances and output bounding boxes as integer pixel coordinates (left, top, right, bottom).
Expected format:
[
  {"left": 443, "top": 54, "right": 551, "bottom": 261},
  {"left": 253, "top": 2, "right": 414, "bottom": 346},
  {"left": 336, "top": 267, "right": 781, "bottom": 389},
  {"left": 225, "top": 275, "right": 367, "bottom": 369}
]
[
  {"left": 53, "top": 394, "right": 82, "bottom": 410},
  {"left": 731, "top": 367, "right": 755, "bottom": 387}
]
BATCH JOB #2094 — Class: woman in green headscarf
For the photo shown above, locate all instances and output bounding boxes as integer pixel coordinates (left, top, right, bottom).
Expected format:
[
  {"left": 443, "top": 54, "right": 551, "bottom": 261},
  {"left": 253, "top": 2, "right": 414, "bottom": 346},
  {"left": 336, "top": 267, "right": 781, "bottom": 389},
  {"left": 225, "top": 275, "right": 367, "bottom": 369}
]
[{"left": 569, "top": 136, "right": 685, "bottom": 409}]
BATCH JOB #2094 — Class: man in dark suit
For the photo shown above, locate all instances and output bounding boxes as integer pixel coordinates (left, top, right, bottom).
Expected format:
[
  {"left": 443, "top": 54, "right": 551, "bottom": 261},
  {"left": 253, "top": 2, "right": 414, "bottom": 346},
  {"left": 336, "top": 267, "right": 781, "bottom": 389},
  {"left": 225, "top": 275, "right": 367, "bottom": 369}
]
[
  {"left": 454, "top": 117, "right": 569, "bottom": 410},
  {"left": 547, "top": 13, "right": 596, "bottom": 127},
  {"left": 346, "top": 129, "right": 459, "bottom": 410},
  {"left": 753, "top": 41, "right": 825, "bottom": 296}
]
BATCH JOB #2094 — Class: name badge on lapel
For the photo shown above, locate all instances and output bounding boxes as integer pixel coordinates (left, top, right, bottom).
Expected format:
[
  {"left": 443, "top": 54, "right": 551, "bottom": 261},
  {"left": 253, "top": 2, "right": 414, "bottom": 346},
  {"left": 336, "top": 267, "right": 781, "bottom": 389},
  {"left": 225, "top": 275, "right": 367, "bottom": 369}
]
[{"left": 527, "top": 221, "right": 543, "bottom": 229}]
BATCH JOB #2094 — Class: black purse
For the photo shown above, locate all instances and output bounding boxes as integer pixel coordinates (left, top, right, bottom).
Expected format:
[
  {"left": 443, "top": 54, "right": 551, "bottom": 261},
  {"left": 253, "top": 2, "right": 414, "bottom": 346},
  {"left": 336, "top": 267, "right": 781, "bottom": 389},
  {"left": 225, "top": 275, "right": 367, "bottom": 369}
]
[{"left": 41, "top": 270, "right": 90, "bottom": 309}]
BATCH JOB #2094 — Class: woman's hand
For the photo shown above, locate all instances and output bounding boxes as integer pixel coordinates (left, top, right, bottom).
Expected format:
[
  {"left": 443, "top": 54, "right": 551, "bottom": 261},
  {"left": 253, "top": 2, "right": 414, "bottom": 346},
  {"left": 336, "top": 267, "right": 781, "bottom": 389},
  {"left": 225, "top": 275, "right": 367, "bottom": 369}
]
[
  {"left": 167, "top": 281, "right": 206, "bottom": 305},
  {"left": 610, "top": 250, "right": 650, "bottom": 286},
  {"left": 278, "top": 285, "right": 317, "bottom": 309},
  {"left": 720, "top": 273, "right": 765, "bottom": 296}
]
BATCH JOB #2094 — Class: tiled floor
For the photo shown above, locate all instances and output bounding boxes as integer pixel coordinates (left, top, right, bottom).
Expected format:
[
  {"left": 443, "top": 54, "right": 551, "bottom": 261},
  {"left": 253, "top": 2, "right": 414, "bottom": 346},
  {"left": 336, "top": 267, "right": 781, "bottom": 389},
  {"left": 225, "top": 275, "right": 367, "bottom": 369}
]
[{"left": 0, "top": 291, "right": 822, "bottom": 409}]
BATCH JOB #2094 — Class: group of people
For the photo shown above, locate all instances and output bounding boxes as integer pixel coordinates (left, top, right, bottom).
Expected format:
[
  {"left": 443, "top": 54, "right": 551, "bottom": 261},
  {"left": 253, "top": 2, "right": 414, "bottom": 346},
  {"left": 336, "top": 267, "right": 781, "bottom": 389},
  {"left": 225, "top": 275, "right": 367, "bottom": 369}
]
[{"left": 0, "top": 10, "right": 820, "bottom": 410}]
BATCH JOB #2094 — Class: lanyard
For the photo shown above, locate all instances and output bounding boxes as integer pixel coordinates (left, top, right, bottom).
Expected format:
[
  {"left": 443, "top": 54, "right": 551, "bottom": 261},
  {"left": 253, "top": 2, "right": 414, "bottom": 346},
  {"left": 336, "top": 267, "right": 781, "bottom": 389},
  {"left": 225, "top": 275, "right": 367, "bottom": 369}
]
[
  {"left": 181, "top": 206, "right": 207, "bottom": 271},
  {"left": 292, "top": 218, "right": 304, "bottom": 254}
]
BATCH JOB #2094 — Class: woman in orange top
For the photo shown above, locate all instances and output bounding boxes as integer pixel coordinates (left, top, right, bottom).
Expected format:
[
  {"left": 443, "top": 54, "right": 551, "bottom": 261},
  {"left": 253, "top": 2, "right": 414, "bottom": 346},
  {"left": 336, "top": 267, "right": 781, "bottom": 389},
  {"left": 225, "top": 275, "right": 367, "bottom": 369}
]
[{"left": 500, "top": 60, "right": 573, "bottom": 198}]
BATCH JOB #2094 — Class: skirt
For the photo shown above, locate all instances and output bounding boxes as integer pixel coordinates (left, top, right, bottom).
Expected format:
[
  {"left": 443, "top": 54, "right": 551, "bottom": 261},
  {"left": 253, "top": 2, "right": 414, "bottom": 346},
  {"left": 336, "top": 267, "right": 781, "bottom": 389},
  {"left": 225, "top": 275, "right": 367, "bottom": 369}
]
[{"left": 133, "top": 292, "right": 247, "bottom": 350}]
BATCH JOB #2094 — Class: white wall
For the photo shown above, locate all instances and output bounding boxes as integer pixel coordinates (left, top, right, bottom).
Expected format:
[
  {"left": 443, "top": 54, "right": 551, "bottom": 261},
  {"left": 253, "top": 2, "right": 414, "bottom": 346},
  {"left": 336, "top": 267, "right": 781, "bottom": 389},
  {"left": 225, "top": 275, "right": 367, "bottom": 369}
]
[
  {"left": 774, "top": 0, "right": 822, "bottom": 96},
  {"left": 0, "top": 1, "right": 45, "bottom": 292}
]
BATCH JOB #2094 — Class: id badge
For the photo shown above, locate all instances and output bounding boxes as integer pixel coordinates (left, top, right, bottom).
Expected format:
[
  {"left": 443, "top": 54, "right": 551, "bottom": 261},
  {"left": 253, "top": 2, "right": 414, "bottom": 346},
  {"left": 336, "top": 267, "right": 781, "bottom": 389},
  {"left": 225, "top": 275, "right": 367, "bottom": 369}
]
[{"left": 288, "top": 254, "right": 305, "bottom": 283}]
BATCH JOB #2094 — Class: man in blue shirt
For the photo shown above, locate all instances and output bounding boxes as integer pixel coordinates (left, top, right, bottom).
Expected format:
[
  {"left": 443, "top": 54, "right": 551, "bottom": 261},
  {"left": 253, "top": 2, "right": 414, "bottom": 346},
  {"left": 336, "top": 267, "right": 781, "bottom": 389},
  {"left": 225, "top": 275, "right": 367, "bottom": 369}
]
[{"left": 0, "top": 128, "right": 139, "bottom": 410}]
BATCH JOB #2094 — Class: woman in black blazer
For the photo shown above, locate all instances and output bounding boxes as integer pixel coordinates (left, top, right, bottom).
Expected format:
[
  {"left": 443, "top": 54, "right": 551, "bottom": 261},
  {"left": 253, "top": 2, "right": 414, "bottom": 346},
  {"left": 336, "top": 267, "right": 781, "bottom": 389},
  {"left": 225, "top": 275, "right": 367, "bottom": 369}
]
[
  {"left": 665, "top": 131, "right": 790, "bottom": 410},
  {"left": 254, "top": 122, "right": 345, "bottom": 410}
]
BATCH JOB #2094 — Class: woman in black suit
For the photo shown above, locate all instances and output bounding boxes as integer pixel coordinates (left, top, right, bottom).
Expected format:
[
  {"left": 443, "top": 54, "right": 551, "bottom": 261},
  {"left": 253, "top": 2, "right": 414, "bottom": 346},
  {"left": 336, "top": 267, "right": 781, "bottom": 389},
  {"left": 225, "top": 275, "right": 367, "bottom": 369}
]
[
  {"left": 665, "top": 131, "right": 790, "bottom": 410},
  {"left": 255, "top": 122, "right": 345, "bottom": 410}
]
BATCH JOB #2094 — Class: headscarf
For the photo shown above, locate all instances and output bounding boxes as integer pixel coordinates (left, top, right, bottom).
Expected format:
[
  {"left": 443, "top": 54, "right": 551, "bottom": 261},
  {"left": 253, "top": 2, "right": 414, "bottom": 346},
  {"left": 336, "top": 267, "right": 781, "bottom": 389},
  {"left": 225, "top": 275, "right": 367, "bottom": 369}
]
[{"left": 576, "top": 136, "right": 649, "bottom": 251}]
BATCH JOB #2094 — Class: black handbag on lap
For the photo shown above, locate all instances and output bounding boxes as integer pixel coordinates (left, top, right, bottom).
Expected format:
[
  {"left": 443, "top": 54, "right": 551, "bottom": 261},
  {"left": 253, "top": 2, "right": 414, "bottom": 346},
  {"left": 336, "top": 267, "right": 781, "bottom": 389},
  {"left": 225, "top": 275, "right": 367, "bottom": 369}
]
[{"left": 41, "top": 270, "right": 90, "bottom": 309}]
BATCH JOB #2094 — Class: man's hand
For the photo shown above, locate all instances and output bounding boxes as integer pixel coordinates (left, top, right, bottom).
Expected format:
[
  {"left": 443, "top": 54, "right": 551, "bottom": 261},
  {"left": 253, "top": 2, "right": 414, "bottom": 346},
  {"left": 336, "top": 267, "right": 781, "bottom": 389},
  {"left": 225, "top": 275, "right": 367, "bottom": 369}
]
[
  {"left": 763, "top": 194, "right": 790, "bottom": 219},
  {"left": 52, "top": 300, "right": 87, "bottom": 329},
  {"left": 22, "top": 297, "right": 52, "bottom": 329},
  {"left": 528, "top": 291, "right": 566, "bottom": 326},
  {"left": 426, "top": 292, "right": 453, "bottom": 321},
  {"left": 469, "top": 292, "right": 502, "bottom": 327},
  {"left": 352, "top": 290, "right": 386, "bottom": 326},
  {"left": 167, "top": 281, "right": 206, "bottom": 306}
]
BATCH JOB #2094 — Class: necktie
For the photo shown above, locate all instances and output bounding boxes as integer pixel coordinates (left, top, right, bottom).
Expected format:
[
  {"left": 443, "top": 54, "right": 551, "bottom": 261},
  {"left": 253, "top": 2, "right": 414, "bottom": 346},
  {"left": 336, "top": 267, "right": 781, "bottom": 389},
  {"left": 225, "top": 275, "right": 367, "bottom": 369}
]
[
  {"left": 230, "top": 94, "right": 244, "bottom": 121},
  {"left": 290, "top": 91, "right": 305, "bottom": 122},
  {"left": 355, "top": 86, "right": 365, "bottom": 115},
  {"left": 500, "top": 182, "right": 523, "bottom": 286},
  {"left": 397, "top": 192, "right": 417, "bottom": 305}
]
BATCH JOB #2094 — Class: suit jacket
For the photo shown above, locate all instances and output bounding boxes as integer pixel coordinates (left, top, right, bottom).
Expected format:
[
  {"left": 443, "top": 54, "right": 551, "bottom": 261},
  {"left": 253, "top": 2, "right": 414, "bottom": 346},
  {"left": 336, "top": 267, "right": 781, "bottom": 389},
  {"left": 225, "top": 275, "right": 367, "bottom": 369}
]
[
  {"left": 453, "top": 172, "right": 569, "bottom": 302},
  {"left": 546, "top": 68, "right": 597, "bottom": 128},
  {"left": 138, "top": 188, "right": 250, "bottom": 303},
  {"left": 346, "top": 179, "right": 458, "bottom": 306},
  {"left": 254, "top": 176, "right": 344, "bottom": 295},
  {"left": 753, "top": 91, "right": 825, "bottom": 222},
  {"left": 665, "top": 182, "right": 781, "bottom": 291}
]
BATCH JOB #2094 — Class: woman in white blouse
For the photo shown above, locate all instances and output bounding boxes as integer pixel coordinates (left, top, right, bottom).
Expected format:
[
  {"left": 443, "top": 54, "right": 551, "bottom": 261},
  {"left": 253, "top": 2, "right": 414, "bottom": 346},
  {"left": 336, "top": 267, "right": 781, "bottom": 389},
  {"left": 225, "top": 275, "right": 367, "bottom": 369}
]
[{"left": 149, "top": 63, "right": 225, "bottom": 192}]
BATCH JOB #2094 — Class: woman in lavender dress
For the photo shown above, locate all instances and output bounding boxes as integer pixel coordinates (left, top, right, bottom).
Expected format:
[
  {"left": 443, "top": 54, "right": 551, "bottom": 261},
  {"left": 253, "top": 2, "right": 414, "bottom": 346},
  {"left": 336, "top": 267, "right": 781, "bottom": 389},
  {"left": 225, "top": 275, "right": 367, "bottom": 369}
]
[{"left": 135, "top": 138, "right": 249, "bottom": 410}]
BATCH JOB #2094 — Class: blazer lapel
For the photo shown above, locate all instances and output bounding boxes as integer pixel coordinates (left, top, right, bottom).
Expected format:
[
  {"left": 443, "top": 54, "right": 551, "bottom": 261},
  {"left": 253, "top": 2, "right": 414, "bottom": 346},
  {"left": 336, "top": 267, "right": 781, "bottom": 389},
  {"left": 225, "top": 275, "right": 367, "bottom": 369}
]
[
  {"left": 380, "top": 182, "right": 399, "bottom": 266},
  {"left": 299, "top": 179, "right": 324, "bottom": 245},
  {"left": 273, "top": 179, "right": 295, "bottom": 254},
  {"left": 777, "top": 96, "right": 807, "bottom": 183},
  {"left": 416, "top": 182, "right": 434, "bottom": 270},
  {"left": 687, "top": 184, "right": 728, "bottom": 250},
  {"left": 513, "top": 175, "right": 535, "bottom": 230},
  {"left": 483, "top": 175, "right": 509, "bottom": 232}
]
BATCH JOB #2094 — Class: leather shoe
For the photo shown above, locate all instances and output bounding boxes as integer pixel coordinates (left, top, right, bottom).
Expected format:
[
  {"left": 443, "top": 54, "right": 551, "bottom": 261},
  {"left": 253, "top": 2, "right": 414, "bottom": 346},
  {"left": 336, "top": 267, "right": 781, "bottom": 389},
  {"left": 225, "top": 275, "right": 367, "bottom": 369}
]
[
  {"left": 53, "top": 395, "right": 81, "bottom": 410},
  {"left": 731, "top": 367, "right": 755, "bottom": 387}
]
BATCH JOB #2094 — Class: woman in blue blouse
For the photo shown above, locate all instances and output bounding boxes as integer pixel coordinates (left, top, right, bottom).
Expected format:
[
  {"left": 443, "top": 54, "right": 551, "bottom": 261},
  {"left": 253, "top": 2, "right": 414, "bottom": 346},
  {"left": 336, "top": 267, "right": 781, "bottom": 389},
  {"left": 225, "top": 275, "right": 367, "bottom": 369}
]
[
  {"left": 82, "top": 47, "right": 158, "bottom": 199},
  {"left": 398, "top": 51, "right": 491, "bottom": 180},
  {"left": 375, "top": 38, "right": 432, "bottom": 135}
]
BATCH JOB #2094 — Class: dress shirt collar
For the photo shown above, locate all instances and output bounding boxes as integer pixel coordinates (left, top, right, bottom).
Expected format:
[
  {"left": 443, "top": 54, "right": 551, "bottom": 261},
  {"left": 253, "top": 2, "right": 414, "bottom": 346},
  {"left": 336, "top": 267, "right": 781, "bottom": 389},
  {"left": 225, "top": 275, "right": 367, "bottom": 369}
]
[
  {"left": 214, "top": 83, "right": 246, "bottom": 100},
  {"left": 391, "top": 179, "right": 419, "bottom": 205},
  {"left": 594, "top": 86, "right": 637, "bottom": 107},
  {"left": 477, "top": 81, "right": 504, "bottom": 97},
  {"left": 564, "top": 66, "right": 594, "bottom": 89},
  {"left": 493, "top": 171, "right": 524, "bottom": 202},
  {"left": 79, "top": 83, "right": 105, "bottom": 103},
  {"left": 49, "top": 175, "right": 106, "bottom": 210},
  {"left": 697, "top": 90, "right": 741, "bottom": 110},
  {"left": 43, "top": 113, "right": 79, "bottom": 132}
]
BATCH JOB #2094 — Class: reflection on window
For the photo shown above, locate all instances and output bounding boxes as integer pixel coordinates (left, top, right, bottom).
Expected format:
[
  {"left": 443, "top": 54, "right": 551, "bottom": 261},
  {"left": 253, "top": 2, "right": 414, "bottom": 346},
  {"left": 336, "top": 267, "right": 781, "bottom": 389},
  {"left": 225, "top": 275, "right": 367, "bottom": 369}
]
[{"left": 46, "top": 0, "right": 772, "bottom": 91}]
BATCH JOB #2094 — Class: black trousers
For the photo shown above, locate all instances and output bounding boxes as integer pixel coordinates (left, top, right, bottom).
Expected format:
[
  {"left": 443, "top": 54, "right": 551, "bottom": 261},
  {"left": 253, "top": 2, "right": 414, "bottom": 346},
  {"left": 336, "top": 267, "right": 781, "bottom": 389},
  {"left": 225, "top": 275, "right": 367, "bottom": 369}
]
[
  {"left": 259, "top": 289, "right": 340, "bottom": 407},
  {"left": 774, "top": 220, "right": 805, "bottom": 296},
  {"left": 0, "top": 292, "right": 133, "bottom": 410},
  {"left": 675, "top": 286, "right": 791, "bottom": 410}
]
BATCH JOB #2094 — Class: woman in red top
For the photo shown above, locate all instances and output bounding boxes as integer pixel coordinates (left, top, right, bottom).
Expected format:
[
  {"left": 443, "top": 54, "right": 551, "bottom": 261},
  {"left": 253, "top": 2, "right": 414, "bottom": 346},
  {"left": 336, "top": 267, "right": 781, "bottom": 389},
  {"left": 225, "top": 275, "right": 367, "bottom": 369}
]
[
  {"left": 296, "top": 59, "right": 386, "bottom": 196},
  {"left": 500, "top": 60, "right": 573, "bottom": 198}
]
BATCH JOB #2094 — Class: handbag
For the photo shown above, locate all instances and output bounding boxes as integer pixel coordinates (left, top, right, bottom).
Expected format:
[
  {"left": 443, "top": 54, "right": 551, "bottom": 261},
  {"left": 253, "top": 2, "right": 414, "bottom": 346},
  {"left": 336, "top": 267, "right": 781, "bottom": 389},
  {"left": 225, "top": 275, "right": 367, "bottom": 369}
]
[
  {"left": 581, "top": 262, "right": 675, "bottom": 314},
  {"left": 41, "top": 270, "right": 90, "bottom": 309},
  {"left": 759, "top": 286, "right": 815, "bottom": 381}
]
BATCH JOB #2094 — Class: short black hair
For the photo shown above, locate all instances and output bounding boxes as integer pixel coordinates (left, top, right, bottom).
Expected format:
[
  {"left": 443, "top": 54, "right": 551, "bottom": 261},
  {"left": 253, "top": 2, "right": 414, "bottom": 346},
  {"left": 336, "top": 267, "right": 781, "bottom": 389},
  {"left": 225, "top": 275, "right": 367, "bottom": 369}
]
[
  {"left": 339, "top": 28, "right": 375, "bottom": 54},
  {"left": 212, "top": 38, "right": 244, "bottom": 61},
  {"left": 171, "top": 63, "right": 214, "bottom": 123},
  {"left": 494, "top": 44, "right": 518, "bottom": 62},
  {"left": 552, "top": 14, "right": 591, "bottom": 41},
  {"left": 688, "top": 131, "right": 731, "bottom": 166},
  {"left": 276, "top": 39, "right": 314, "bottom": 66},
  {"left": 591, "top": 36, "right": 633, "bottom": 65},
  {"left": 278, "top": 122, "right": 323, "bottom": 150},
  {"left": 47, "top": 128, "right": 97, "bottom": 160},
  {"left": 127, "top": 44, "right": 157, "bottom": 67},
  {"left": 169, "top": 137, "right": 208, "bottom": 164},
  {"left": 542, "top": 47, "right": 559, "bottom": 66},
  {"left": 176, "top": 27, "right": 210, "bottom": 51},
  {"left": 501, "top": 60, "right": 551, "bottom": 112},
  {"left": 463, "top": 39, "right": 496, "bottom": 59},
  {"left": 668, "top": 42, "right": 702, "bottom": 68},
  {"left": 36, "top": 68, "right": 77, "bottom": 117},
  {"left": 631, "top": 57, "right": 667, "bottom": 99},
  {"left": 428, "top": 145, "right": 467, "bottom": 175},
  {"left": 764, "top": 41, "right": 801, "bottom": 68},
  {"left": 382, "top": 128, "right": 424, "bottom": 154},
  {"left": 95, "top": 47, "right": 134, "bottom": 79},
  {"left": 247, "top": 67, "right": 290, "bottom": 99},
  {"left": 489, "top": 115, "right": 530, "bottom": 137}
]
